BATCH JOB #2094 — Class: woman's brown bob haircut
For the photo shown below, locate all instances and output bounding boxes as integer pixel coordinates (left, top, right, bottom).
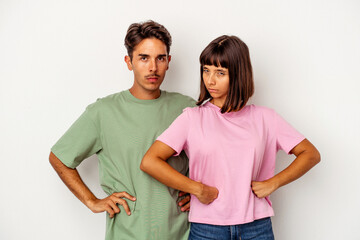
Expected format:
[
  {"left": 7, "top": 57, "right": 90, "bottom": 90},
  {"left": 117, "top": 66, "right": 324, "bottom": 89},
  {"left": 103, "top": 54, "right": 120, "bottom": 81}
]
[
  {"left": 124, "top": 20, "right": 172, "bottom": 60},
  {"left": 197, "top": 35, "right": 254, "bottom": 113}
]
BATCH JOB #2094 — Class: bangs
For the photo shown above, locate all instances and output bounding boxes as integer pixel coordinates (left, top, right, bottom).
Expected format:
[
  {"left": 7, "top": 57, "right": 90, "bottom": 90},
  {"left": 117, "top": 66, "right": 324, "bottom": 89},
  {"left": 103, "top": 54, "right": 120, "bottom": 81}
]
[{"left": 200, "top": 45, "right": 229, "bottom": 69}]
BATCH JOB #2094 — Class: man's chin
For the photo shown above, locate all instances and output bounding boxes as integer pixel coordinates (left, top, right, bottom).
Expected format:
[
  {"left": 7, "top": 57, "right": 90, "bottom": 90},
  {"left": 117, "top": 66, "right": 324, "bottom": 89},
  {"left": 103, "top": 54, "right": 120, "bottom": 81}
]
[
  {"left": 145, "top": 82, "right": 162, "bottom": 90},
  {"left": 142, "top": 86, "right": 160, "bottom": 93}
]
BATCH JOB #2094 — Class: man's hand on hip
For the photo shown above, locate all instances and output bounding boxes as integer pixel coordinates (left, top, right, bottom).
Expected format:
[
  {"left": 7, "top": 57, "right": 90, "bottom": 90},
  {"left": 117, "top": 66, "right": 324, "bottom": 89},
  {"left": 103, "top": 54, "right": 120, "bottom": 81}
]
[
  {"left": 88, "top": 192, "right": 136, "bottom": 218},
  {"left": 178, "top": 191, "right": 191, "bottom": 212}
]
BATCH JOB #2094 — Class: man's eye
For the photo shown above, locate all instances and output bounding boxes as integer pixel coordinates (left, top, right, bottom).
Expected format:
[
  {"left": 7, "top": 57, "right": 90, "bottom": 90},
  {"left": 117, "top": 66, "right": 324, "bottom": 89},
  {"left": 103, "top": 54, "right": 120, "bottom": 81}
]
[
  {"left": 141, "top": 57, "right": 147, "bottom": 61},
  {"left": 158, "top": 57, "right": 165, "bottom": 61}
]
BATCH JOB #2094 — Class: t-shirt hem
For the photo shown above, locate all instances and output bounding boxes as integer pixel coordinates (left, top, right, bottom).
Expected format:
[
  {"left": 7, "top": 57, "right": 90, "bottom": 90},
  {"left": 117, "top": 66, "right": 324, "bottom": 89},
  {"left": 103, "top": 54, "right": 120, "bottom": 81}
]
[
  {"left": 285, "top": 136, "right": 306, "bottom": 154},
  {"left": 156, "top": 139, "right": 181, "bottom": 156},
  {"left": 189, "top": 210, "right": 274, "bottom": 226},
  {"left": 50, "top": 148, "right": 79, "bottom": 169}
]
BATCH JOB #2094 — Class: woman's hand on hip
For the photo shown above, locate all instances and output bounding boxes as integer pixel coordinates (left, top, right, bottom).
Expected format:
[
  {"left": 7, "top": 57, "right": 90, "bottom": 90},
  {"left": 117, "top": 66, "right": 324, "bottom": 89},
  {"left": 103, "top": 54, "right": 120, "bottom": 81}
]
[
  {"left": 195, "top": 183, "right": 219, "bottom": 205},
  {"left": 251, "top": 180, "right": 278, "bottom": 198}
]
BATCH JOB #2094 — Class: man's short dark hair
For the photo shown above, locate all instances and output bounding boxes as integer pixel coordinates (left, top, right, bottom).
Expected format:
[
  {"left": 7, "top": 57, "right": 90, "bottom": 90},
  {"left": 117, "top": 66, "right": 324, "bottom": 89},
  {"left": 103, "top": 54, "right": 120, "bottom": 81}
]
[
  {"left": 197, "top": 35, "right": 254, "bottom": 113},
  {"left": 124, "top": 20, "right": 172, "bottom": 60}
]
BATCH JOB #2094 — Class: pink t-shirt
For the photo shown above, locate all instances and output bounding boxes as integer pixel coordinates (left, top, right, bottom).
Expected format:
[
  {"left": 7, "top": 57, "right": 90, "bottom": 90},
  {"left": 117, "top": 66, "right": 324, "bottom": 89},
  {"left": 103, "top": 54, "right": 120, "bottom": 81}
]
[{"left": 157, "top": 102, "right": 305, "bottom": 225}]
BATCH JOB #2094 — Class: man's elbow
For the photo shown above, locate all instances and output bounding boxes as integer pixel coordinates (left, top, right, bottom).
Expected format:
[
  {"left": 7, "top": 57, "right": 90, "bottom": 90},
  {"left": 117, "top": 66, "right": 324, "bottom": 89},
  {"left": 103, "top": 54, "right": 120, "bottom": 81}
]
[{"left": 49, "top": 151, "right": 57, "bottom": 166}]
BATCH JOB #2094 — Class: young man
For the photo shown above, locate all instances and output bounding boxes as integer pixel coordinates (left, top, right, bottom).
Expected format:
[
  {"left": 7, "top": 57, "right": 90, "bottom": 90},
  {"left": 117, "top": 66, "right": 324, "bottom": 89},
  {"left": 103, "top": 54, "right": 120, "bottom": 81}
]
[{"left": 49, "top": 20, "right": 195, "bottom": 239}]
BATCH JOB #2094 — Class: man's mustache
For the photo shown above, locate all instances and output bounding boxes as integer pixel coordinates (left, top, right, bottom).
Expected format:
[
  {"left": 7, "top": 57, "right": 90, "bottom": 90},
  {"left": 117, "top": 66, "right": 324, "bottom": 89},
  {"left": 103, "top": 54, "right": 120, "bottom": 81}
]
[{"left": 145, "top": 74, "right": 160, "bottom": 78}]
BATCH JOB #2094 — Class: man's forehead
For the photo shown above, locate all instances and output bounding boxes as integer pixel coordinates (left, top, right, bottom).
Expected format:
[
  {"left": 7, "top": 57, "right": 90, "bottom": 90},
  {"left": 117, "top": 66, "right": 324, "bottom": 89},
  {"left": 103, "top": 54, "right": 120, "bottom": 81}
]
[{"left": 133, "top": 38, "right": 168, "bottom": 55}]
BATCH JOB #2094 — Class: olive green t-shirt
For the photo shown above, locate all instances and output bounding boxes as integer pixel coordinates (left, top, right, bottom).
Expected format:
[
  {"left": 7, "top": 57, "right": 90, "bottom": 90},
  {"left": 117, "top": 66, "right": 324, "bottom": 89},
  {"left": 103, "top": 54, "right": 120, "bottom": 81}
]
[{"left": 51, "top": 90, "right": 195, "bottom": 240}]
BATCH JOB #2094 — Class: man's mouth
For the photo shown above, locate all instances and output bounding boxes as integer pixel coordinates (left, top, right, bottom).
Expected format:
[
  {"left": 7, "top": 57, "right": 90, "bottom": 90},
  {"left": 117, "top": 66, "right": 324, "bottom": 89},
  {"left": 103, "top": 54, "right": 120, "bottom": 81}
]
[{"left": 146, "top": 75, "right": 160, "bottom": 83}]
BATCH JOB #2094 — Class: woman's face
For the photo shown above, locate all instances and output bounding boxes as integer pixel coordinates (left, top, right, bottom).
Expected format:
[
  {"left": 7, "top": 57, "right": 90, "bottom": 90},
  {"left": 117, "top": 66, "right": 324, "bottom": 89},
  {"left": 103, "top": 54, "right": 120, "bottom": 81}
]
[{"left": 202, "top": 64, "right": 230, "bottom": 108}]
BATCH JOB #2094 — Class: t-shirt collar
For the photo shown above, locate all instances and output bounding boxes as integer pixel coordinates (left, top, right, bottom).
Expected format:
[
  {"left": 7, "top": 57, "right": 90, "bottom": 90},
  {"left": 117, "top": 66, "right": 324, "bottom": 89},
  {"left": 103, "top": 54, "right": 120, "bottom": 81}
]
[{"left": 124, "top": 89, "right": 165, "bottom": 104}]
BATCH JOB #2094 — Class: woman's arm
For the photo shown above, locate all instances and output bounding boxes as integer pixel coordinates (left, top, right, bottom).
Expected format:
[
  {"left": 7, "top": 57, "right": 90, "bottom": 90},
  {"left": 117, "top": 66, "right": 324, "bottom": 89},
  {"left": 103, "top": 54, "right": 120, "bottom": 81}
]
[
  {"left": 251, "top": 138, "right": 320, "bottom": 198},
  {"left": 140, "top": 140, "right": 218, "bottom": 204}
]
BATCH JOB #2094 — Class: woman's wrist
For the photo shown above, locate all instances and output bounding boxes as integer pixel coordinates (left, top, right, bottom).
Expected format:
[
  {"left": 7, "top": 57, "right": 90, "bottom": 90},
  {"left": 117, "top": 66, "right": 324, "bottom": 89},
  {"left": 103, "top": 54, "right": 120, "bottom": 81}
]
[{"left": 191, "top": 181, "right": 204, "bottom": 198}]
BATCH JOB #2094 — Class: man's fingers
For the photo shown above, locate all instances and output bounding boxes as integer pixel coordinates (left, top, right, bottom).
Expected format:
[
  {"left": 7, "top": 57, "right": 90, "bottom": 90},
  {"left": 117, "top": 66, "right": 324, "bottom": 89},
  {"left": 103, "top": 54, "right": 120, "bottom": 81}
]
[
  {"left": 105, "top": 205, "right": 115, "bottom": 218},
  {"left": 121, "top": 201, "right": 131, "bottom": 216},
  {"left": 178, "top": 191, "right": 187, "bottom": 197},
  {"left": 178, "top": 195, "right": 190, "bottom": 206},
  {"left": 180, "top": 202, "right": 190, "bottom": 212},
  {"left": 113, "top": 198, "right": 132, "bottom": 216},
  {"left": 108, "top": 200, "right": 121, "bottom": 214},
  {"left": 114, "top": 192, "right": 136, "bottom": 201},
  {"left": 98, "top": 192, "right": 136, "bottom": 217}
]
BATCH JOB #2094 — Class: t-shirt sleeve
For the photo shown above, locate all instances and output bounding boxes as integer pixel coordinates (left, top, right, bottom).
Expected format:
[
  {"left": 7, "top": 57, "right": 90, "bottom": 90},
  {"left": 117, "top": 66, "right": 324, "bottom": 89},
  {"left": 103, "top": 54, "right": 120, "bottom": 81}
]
[
  {"left": 157, "top": 108, "right": 190, "bottom": 156},
  {"left": 274, "top": 111, "right": 305, "bottom": 154},
  {"left": 51, "top": 106, "right": 102, "bottom": 168}
]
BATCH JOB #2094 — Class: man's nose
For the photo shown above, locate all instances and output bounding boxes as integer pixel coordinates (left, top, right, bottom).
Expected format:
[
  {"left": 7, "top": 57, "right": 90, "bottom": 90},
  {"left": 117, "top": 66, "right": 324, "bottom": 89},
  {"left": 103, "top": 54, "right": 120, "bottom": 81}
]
[{"left": 149, "top": 59, "right": 157, "bottom": 72}]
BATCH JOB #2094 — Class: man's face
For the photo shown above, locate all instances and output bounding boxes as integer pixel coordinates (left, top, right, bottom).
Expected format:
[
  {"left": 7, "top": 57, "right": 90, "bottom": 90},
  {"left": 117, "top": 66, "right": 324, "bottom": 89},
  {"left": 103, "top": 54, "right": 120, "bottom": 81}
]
[{"left": 125, "top": 38, "right": 171, "bottom": 96}]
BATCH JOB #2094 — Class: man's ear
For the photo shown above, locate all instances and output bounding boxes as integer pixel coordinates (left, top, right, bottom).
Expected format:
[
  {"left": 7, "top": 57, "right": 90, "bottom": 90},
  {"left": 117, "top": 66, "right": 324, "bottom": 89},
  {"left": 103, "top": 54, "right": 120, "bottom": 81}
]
[
  {"left": 167, "top": 55, "right": 171, "bottom": 70},
  {"left": 125, "top": 56, "right": 133, "bottom": 71}
]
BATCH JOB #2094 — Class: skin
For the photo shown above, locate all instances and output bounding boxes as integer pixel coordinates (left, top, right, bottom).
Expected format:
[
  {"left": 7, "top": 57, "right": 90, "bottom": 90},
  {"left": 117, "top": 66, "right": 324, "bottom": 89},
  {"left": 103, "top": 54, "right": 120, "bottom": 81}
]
[
  {"left": 125, "top": 38, "right": 171, "bottom": 100},
  {"left": 49, "top": 38, "right": 190, "bottom": 219},
  {"left": 141, "top": 64, "right": 320, "bottom": 205},
  {"left": 202, "top": 65, "right": 229, "bottom": 108}
]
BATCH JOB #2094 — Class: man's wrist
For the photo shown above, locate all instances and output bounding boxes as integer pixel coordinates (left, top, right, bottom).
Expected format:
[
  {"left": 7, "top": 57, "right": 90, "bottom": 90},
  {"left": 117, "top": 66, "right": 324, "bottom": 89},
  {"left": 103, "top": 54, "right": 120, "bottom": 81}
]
[{"left": 84, "top": 196, "right": 98, "bottom": 210}]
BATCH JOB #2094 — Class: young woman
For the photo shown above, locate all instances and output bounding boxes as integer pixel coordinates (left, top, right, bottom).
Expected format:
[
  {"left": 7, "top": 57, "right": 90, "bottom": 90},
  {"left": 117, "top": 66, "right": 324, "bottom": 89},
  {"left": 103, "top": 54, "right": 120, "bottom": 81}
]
[{"left": 140, "top": 35, "right": 320, "bottom": 240}]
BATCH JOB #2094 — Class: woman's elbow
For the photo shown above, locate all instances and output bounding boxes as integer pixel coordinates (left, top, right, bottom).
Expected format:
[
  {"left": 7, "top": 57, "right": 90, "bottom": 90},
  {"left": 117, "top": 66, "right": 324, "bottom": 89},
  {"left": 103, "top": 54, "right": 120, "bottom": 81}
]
[
  {"left": 140, "top": 155, "right": 151, "bottom": 172},
  {"left": 314, "top": 149, "right": 321, "bottom": 164},
  {"left": 309, "top": 147, "right": 321, "bottom": 166}
]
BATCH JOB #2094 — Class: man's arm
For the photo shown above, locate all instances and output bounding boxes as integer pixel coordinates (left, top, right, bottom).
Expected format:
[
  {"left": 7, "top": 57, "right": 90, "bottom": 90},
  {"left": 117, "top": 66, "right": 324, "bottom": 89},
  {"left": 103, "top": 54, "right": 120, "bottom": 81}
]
[{"left": 49, "top": 152, "right": 136, "bottom": 218}]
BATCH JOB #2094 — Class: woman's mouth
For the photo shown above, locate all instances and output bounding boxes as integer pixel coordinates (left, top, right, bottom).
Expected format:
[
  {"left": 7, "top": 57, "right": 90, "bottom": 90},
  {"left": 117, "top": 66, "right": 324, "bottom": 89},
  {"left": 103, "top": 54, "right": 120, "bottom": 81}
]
[{"left": 207, "top": 88, "right": 218, "bottom": 93}]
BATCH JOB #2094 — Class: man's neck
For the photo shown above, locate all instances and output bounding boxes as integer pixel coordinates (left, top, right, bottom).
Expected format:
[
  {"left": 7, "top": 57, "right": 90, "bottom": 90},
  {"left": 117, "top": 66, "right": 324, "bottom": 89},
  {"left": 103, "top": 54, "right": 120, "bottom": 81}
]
[{"left": 129, "top": 87, "right": 161, "bottom": 100}]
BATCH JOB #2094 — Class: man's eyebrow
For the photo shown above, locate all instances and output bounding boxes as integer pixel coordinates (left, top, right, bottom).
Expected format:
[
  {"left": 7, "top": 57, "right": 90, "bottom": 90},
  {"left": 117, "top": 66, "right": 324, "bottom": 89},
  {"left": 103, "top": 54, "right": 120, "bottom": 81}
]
[{"left": 137, "top": 54, "right": 167, "bottom": 57}]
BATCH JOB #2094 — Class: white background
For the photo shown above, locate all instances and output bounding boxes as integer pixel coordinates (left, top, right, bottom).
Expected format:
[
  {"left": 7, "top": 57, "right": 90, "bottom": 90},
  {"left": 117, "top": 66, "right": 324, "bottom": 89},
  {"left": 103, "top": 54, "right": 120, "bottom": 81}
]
[{"left": 1, "top": 0, "right": 359, "bottom": 239}]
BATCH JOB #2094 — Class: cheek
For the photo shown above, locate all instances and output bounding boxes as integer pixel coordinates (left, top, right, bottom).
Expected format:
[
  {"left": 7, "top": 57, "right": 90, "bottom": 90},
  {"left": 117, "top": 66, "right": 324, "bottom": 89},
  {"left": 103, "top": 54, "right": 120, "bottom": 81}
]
[
  {"left": 159, "top": 63, "right": 169, "bottom": 71},
  {"left": 203, "top": 79, "right": 209, "bottom": 88},
  {"left": 218, "top": 80, "right": 229, "bottom": 93},
  {"left": 202, "top": 74, "right": 208, "bottom": 84}
]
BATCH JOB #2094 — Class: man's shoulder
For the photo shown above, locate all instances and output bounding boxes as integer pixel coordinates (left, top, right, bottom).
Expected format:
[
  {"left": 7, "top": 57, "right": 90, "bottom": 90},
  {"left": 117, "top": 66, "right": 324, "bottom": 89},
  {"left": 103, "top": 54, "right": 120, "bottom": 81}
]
[
  {"left": 162, "top": 91, "right": 196, "bottom": 107},
  {"left": 86, "top": 91, "right": 127, "bottom": 110}
]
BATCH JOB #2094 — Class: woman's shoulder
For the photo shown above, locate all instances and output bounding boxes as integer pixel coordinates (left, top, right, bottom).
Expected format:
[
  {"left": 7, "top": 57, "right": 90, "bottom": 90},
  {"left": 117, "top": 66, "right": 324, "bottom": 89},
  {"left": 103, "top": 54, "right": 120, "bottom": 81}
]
[
  {"left": 245, "top": 104, "right": 277, "bottom": 119},
  {"left": 177, "top": 104, "right": 212, "bottom": 121},
  {"left": 247, "top": 104, "right": 274, "bottom": 112},
  {"left": 181, "top": 105, "right": 202, "bottom": 115}
]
